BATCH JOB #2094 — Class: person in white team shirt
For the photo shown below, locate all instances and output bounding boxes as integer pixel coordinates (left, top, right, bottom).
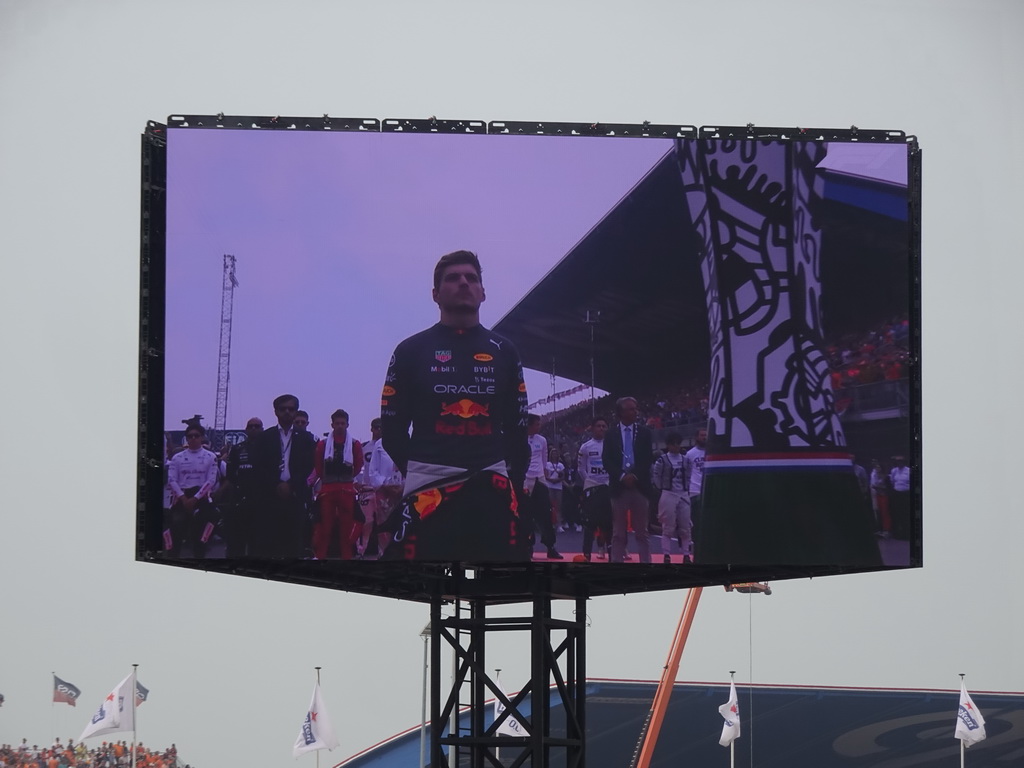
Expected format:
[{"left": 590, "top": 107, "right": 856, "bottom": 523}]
[
  {"left": 166, "top": 424, "right": 219, "bottom": 557},
  {"left": 683, "top": 427, "right": 706, "bottom": 558},
  {"left": 525, "top": 414, "right": 562, "bottom": 559},
  {"left": 652, "top": 432, "right": 693, "bottom": 563},
  {"left": 357, "top": 418, "right": 405, "bottom": 558},
  {"left": 544, "top": 447, "right": 566, "bottom": 531},
  {"left": 576, "top": 416, "right": 613, "bottom": 562}
]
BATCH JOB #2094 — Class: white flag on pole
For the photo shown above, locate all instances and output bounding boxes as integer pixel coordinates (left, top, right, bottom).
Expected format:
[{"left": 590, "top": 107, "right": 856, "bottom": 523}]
[
  {"left": 293, "top": 682, "right": 340, "bottom": 757},
  {"left": 954, "top": 682, "right": 987, "bottom": 747},
  {"left": 80, "top": 674, "right": 135, "bottom": 742},
  {"left": 494, "top": 678, "right": 526, "bottom": 738},
  {"left": 718, "top": 680, "right": 741, "bottom": 747}
]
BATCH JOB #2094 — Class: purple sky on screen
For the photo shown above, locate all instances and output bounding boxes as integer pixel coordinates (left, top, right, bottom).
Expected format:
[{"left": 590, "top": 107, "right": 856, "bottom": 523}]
[{"left": 165, "top": 129, "right": 675, "bottom": 438}]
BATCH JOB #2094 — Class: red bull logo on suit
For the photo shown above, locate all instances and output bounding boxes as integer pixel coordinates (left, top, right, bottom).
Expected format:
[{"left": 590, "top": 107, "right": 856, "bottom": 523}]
[
  {"left": 436, "top": 399, "right": 492, "bottom": 435},
  {"left": 439, "top": 399, "right": 490, "bottom": 418}
]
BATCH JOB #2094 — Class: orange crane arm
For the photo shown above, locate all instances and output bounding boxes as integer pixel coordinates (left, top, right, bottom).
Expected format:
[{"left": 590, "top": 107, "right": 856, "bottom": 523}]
[{"left": 630, "top": 587, "right": 703, "bottom": 768}]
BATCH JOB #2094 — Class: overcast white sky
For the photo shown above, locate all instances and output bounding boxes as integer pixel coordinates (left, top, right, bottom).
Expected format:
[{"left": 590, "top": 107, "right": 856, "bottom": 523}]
[{"left": 1, "top": 2, "right": 1022, "bottom": 767}]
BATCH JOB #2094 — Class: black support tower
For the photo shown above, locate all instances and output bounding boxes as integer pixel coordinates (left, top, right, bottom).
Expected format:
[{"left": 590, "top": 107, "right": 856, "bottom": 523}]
[{"left": 429, "top": 574, "right": 587, "bottom": 768}]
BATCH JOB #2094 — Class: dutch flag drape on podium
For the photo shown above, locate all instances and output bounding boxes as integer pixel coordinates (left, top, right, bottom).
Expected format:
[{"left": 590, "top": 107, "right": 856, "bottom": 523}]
[
  {"left": 954, "top": 682, "right": 987, "bottom": 747},
  {"left": 293, "top": 682, "right": 340, "bottom": 757}
]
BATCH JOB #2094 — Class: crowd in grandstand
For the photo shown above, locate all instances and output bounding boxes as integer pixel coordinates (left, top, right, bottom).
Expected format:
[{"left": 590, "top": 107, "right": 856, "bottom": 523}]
[
  {"left": 0, "top": 740, "right": 182, "bottom": 768},
  {"left": 827, "top": 316, "right": 911, "bottom": 389}
]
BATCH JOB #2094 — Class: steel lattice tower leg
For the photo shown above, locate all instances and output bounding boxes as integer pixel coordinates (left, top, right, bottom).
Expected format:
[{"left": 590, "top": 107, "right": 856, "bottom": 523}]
[{"left": 428, "top": 576, "right": 586, "bottom": 767}]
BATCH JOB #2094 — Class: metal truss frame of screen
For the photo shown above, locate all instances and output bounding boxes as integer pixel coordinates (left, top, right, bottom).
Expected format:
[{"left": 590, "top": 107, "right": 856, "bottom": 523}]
[{"left": 138, "top": 115, "right": 921, "bottom": 603}]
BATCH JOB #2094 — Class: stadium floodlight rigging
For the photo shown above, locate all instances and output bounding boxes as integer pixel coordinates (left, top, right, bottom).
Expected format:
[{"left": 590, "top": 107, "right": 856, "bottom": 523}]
[{"left": 212, "top": 254, "right": 238, "bottom": 451}]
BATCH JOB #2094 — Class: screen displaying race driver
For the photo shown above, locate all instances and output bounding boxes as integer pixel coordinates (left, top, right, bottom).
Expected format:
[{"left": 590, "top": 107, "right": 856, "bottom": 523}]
[{"left": 159, "top": 123, "right": 918, "bottom": 568}]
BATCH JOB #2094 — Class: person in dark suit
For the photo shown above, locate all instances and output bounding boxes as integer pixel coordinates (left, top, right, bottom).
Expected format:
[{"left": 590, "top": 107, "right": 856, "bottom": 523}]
[
  {"left": 602, "top": 396, "right": 654, "bottom": 563},
  {"left": 251, "top": 393, "right": 316, "bottom": 558}
]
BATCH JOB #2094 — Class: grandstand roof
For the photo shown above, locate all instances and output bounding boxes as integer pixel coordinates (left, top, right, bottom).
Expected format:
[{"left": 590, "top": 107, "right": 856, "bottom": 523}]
[
  {"left": 493, "top": 150, "right": 707, "bottom": 394},
  {"left": 337, "top": 679, "right": 1024, "bottom": 768}
]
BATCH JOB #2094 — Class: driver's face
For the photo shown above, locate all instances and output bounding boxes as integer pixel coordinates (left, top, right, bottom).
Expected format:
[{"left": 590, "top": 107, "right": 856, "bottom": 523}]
[{"left": 433, "top": 264, "right": 485, "bottom": 314}]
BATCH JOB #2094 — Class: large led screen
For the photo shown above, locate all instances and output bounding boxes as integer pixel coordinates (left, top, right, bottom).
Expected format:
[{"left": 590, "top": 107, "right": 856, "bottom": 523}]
[{"left": 140, "top": 118, "right": 920, "bottom": 585}]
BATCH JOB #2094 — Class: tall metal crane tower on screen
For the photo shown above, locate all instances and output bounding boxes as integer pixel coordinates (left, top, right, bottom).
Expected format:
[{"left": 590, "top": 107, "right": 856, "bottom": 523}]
[{"left": 212, "top": 254, "right": 238, "bottom": 450}]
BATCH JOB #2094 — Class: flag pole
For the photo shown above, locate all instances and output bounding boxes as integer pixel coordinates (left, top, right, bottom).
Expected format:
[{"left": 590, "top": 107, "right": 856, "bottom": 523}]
[
  {"left": 959, "top": 673, "right": 965, "bottom": 768},
  {"left": 131, "top": 664, "right": 138, "bottom": 768},
  {"left": 728, "top": 671, "right": 736, "bottom": 768},
  {"left": 420, "top": 622, "right": 431, "bottom": 768},
  {"left": 495, "top": 668, "right": 502, "bottom": 764},
  {"left": 315, "top": 667, "right": 322, "bottom": 768}
]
